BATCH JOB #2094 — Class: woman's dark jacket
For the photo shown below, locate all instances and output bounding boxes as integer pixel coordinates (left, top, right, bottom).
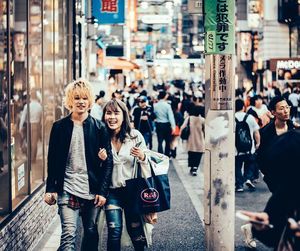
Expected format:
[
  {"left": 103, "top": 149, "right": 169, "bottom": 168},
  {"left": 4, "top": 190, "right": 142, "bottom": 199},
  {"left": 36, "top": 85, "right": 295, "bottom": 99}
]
[{"left": 46, "top": 114, "right": 113, "bottom": 197}]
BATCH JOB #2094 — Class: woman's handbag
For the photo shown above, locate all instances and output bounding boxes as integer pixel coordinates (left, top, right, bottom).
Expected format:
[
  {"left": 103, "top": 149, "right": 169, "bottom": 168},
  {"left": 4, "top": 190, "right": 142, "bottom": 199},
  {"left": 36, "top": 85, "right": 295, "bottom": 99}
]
[
  {"left": 125, "top": 153, "right": 171, "bottom": 214},
  {"left": 180, "top": 117, "right": 190, "bottom": 140}
]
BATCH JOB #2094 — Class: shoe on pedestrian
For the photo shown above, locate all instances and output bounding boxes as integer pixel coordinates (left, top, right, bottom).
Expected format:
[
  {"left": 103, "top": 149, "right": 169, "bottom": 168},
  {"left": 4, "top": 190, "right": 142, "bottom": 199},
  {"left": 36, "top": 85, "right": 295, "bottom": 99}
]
[
  {"left": 235, "top": 187, "right": 244, "bottom": 192},
  {"left": 241, "top": 223, "right": 256, "bottom": 249},
  {"left": 245, "top": 180, "right": 255, "bottom": 189},
  {"left": 252, "top": 179, "right": 259, "bottom": 184},
  {"left": 190, "top": 167, "right": 197, "bottom": 176}
]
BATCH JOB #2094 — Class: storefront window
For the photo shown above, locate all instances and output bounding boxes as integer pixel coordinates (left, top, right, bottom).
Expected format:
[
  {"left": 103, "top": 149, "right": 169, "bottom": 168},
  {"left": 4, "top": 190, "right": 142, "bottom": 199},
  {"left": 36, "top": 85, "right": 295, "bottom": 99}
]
[
  {"left": 0, "top": 0, "right": 10, "bottom": 220},
  {"left": 43, "top": 0, "right": 55, "bottom": 171},
  {"left": 54, "top": 0, "right": 65, "bottom": 121},
  {"left": 29, "top": 0, "right": 43, "bottom": 191},
  {"left": 11, "top": 0, "right": 29, "bottom": 208}
]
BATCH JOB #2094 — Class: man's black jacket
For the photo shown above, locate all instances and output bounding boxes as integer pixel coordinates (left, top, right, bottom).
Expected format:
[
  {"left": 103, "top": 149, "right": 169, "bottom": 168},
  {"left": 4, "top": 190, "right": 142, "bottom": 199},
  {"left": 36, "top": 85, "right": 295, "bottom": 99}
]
[
  {"left": 256, "top": 119, "right": 295, "bottom": 192},
  {"left": 46, "top": 114, "right": 113, "bottom": 197}
]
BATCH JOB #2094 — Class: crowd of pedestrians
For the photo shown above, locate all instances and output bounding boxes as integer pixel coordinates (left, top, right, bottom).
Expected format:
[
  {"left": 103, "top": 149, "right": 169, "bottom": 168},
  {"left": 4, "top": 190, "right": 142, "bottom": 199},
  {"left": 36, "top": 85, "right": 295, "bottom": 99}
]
[{"left": 235, "top": 83, "right": 300, "bottom": 250}]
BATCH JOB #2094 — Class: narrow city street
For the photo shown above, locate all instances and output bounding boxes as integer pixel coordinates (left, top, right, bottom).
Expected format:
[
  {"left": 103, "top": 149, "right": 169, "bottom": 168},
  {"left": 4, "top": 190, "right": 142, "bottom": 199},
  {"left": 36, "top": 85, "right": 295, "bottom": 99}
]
[{"left": 34, "top": 140, "right": 273, "bottom": 251}]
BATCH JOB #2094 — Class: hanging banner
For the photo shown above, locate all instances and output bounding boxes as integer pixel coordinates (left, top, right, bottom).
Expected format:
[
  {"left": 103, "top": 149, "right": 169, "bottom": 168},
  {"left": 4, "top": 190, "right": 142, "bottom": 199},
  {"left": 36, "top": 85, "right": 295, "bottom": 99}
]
[
  {"left": 204, "top": 0, "right": 235, "bottom": 54},
  {"left": 92, "top": 0, "right": 125, "bottom": 24}
]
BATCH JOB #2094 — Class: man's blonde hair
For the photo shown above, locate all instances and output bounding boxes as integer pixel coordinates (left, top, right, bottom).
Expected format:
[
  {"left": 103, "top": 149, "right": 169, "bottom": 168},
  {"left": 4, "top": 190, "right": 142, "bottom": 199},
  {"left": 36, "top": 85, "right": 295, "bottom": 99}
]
[{"left": 64, "top": 78, "right": 94, "bottom": 111}]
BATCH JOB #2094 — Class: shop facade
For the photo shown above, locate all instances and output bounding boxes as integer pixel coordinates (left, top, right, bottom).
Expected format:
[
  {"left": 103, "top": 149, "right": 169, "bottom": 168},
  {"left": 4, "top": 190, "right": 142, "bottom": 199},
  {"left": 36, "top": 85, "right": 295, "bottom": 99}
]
[{"left": 0, "top": 0, "right": 83, "bottom": 249}]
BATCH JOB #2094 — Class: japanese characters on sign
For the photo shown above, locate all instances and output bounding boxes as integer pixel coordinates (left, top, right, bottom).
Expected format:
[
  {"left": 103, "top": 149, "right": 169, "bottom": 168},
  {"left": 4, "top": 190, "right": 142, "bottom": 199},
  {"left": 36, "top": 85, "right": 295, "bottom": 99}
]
[
  {"left": 92, "top": 0, "right": 125, "bottom": 24},
  {"left": 204, "top": 0, "right": 234, "bottom": 54},
  {"left": 101, "top": 0, "right": 118, "bottom": 13},
  {"left": 210, "top": 55, "right": 233, "bottom": 110}
]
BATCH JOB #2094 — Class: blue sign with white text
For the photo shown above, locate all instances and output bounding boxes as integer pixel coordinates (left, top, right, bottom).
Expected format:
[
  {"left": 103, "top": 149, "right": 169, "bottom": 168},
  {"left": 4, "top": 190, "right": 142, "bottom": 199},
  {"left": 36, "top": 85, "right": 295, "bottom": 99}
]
[{"left": 92, "top": 0, "right": 125, "bottom": 24}]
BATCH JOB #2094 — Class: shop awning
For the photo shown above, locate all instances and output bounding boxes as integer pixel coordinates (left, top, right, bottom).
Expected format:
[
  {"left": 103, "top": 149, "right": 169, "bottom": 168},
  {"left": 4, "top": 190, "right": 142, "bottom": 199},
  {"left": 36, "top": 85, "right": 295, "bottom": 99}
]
[{"left": 102, "top": 57, "right": 140, "bottom": 70}]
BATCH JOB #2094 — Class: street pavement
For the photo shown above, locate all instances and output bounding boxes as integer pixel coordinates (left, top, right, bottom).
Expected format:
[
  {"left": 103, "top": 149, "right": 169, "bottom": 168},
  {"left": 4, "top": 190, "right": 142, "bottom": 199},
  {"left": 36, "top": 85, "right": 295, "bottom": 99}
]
[{"left": 34, "top": 139, "right": 273, "bottom": 251}]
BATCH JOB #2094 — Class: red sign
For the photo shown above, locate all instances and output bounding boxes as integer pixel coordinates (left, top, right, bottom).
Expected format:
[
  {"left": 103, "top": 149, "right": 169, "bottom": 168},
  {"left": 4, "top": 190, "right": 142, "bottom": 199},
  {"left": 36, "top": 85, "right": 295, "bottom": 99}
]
[{"left": 101, "top": 0, "right": 118, "bottom": 13}]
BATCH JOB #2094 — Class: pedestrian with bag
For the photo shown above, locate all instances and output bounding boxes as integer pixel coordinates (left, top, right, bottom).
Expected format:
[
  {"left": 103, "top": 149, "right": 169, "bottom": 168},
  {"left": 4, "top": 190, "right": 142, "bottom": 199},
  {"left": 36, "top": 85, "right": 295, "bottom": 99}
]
[
  {"left": 44, "top": 79, "right": 113, "bottom": 251},
  {"left": 101, "top": 98, "right": 157, "bottom": 251},
  {"left": 181, "top": 103, "right": 205, "bottom": 176},
  {"left": 235, "top": 99, "right": 260, "bottom": 192}
]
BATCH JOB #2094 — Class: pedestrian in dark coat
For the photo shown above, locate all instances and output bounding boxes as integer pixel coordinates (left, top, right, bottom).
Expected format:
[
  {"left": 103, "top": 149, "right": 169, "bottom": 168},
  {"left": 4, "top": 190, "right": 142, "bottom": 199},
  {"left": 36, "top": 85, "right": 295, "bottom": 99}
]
[
  {"left": 44, "top": 79, "right": 113, "bottom": 251},
  {"left": 242, "top": 129, "right": 300, "bottom": 250}
]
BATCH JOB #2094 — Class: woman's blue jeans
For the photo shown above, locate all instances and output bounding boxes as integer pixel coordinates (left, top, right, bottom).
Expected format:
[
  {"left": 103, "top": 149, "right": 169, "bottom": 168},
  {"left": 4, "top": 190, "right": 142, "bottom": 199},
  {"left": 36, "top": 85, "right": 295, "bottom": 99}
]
[
  {"left": 105, "top": 188, "right": 146, "bottom": 251},
  {"left": 57, "top": 192, "right": 100, "bottom": 251}
]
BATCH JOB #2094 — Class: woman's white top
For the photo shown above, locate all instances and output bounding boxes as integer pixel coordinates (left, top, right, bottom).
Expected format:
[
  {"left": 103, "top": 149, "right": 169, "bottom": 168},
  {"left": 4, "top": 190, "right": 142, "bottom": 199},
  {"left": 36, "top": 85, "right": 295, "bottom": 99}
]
[{"left": 110, "top": 129, "right": 150, "bottom": 188}]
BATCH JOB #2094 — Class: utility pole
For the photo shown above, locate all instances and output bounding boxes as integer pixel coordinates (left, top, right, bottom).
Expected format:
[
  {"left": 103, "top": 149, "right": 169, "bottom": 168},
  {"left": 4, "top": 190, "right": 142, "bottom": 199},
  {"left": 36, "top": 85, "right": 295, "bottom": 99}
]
[{"left": 204, "top": 0, "right": 235, "bottom": 250}]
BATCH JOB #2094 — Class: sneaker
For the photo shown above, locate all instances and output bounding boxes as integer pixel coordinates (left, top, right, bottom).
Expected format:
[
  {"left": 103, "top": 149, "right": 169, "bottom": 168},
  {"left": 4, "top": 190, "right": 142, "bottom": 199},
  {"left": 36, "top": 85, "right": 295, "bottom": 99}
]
[
  {"left": 190, "top": 167, "right": 197, "bottom": 176},
  {"left": 235, "top": 188, "right": 244, "bottom": 192},
  {"left": 241, "top": 223, "right": 256, "bottom": 249},
  {"left": 245, "top": 180, "right": 256, "bottom": 189}
]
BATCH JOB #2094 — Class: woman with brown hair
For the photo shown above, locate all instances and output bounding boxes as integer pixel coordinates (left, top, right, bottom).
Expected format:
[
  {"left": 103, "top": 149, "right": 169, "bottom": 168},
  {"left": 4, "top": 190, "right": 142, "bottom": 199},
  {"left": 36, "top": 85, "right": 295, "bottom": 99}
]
[{"left": 100, "top": 98, "right": 153, "bottom": 251}]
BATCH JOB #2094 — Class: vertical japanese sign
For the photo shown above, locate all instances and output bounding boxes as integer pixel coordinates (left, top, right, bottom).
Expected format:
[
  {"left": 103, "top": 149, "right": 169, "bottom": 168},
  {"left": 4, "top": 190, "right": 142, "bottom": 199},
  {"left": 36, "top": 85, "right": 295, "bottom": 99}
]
[
  {"left": 210, "top": 54, "right": 233, "bottom": 110},
  {"left": 204, "top": 0, "right": 235, "bottom": 54},
  {"left": 92, "top": 0, "right": 125, "bottom": 24}
]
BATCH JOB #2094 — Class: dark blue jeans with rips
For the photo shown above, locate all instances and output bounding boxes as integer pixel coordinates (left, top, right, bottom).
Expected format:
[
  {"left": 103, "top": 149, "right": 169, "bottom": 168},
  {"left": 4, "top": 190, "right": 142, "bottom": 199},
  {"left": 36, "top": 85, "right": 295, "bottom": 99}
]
[{"left": 105, "top": 187, "right": 146, "bottom": 251}]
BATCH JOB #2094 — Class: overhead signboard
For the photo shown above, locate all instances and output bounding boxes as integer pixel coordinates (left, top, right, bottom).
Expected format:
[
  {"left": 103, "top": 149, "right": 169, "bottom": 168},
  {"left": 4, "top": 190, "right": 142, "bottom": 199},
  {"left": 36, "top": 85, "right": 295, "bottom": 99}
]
[
  {"left": 204, "top": 0, "right": 235, "bottom": 54},
  {"left": 188, "top": 0, "right": 203, "bottom": 15},
  {"left": 92, "top": 0, "right": 125, "bottom": 24},
  {"left": 140, "top": 15, "right": 172, "bottom": 24},
  {"left": 270, "top": 58, "right": 300, "bottom": 81}
]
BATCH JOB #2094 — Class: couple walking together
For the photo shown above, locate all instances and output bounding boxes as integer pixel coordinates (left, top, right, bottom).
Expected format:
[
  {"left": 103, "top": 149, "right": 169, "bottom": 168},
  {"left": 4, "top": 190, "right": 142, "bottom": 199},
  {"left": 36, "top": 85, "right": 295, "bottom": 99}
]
[{"left": 44, "top": 79, "right": 155, "bottom": 251}]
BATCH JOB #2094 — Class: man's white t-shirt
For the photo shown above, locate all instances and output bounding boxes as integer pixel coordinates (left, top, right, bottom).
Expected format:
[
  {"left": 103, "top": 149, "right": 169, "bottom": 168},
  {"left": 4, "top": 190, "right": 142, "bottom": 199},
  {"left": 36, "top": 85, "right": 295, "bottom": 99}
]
[{"left": 235, "top": 111, "right": 260, "bottom": 155}]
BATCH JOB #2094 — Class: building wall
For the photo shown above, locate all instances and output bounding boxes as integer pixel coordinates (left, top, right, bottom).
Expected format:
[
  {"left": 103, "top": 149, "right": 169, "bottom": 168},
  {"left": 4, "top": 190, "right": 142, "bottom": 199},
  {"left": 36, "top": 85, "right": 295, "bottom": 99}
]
[
  {"left": 260, "top": 20, "right": 289, "bottom": 61},
  {"left": 0, "top": 188, "right": 57, "bottom": 251}
]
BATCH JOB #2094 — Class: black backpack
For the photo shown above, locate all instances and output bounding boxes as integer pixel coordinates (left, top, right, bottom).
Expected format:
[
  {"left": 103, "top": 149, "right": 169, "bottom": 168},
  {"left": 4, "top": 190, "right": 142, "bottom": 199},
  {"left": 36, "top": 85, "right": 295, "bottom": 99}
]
[{"left": 235, "top": 114, "right": 252, "bottom": 153}]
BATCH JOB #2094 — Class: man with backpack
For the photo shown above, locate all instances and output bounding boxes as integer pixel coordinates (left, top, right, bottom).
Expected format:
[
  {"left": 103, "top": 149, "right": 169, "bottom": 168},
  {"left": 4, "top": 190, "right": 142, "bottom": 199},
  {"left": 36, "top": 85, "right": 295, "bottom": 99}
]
[{"left": 235, "top": 99, "right": 260, "bottom": 192}]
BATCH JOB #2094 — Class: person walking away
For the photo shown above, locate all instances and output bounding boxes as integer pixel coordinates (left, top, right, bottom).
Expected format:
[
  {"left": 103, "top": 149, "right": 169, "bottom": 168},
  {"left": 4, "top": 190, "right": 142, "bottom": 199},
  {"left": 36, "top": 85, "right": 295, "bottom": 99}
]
[
  {"left": 170, "top": 95, "right": 184, "bottom": 158},
  {"left": 132, "top": 96, "right": 155, "bottom": 149},
  {"left": 44, "top": 79, "right": 113, "bottom": 251},
  {"left": 90, "top": 90, "right": 105, "bottom": 120},
  {"left": 153, "top": 90, "right": 176, "bottom": 157},
  {"left": 181, "top": 104, "right": 205, "bottom": 176},
  {"left": 101, "top": 99, "right": 154, "bottom": 251},
  {"left": 235, "top": 99, "right": 260, "bottom": 192}
]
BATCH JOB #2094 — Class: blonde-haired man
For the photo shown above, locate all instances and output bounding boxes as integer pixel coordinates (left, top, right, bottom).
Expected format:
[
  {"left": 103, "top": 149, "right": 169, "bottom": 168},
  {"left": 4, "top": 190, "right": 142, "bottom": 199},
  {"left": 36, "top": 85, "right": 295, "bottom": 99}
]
[{"left": 44, "top": 79, "right": 113, "bottom": 251}]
